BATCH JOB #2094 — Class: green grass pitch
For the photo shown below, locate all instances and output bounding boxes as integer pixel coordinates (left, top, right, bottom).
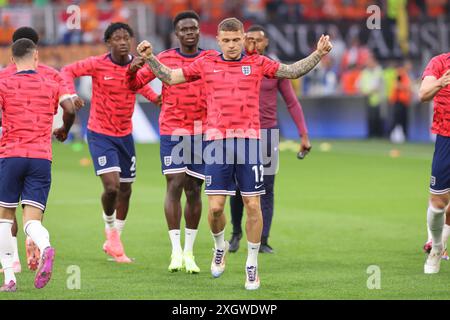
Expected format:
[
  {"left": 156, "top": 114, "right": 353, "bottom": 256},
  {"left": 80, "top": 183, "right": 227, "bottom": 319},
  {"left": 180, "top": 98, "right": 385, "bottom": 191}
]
[{"left": 2, "top": 139, "right": 449, "bottom": 300}]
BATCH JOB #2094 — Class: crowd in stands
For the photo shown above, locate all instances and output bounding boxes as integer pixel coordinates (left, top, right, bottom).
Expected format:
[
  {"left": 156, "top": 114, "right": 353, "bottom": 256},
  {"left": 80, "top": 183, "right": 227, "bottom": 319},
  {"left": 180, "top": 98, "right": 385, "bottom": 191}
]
[
  {"left": 0, "top": 1, "right": 448, "bottom": 46},
  {"left": 0, "top": 0, "right": 446, "bottom": 140}
]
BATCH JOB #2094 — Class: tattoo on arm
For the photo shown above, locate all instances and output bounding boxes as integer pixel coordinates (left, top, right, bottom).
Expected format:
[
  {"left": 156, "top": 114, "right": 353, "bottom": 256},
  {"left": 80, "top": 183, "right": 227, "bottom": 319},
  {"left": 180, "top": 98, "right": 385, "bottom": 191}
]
[
  {"left": 147, "top": 55, "right": 173, "bottom": 84},
  {"left": 275, "top": 51, "right": 322, "bottom": 79}
]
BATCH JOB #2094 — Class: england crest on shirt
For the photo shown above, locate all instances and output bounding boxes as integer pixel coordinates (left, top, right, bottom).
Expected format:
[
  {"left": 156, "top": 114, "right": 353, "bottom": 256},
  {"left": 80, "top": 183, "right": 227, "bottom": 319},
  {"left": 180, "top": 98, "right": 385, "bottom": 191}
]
[
  {"left": 205, "top": 175, "right": 212, "bottom": 187},
  {"left": 242, "top": 66, "right": 251, "bottom": 76},
  {"left": 164, "top": 156, "right": 172, "bottom": 166},
  {"left": 98, "top": 156, "right": 107, "bottom": 167}
]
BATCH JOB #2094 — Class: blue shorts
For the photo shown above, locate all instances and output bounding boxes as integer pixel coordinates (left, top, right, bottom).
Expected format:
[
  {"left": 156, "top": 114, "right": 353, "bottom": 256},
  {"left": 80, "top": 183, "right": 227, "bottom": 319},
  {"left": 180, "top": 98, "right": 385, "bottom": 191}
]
[
  {"left": 160, "top": 135, "right": 205, "bottom": 180},
  {"left": 87, "top": 130, "right": 136, "bottom": 183},
  {"left": 0, "top": 157, "right": 51, "bottom": 212},
  {"left": 430, "top": 134, "right": 450, "bottom": 194},
  {"left": 204, "top": 138, "right": 265, "bottom": 197}
]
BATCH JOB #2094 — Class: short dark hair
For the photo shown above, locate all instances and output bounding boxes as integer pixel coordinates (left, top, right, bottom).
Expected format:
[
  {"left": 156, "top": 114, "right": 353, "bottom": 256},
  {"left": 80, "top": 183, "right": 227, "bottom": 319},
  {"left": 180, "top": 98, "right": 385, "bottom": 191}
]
[
  {"left": 12, "top": 38, "right": 37, "bottom": 60},
  {"left": 173, "top": 10, "right": 200, "bottom": 29},
  {"left": 247, "top": 25, "right": 267, "bottom": 36},
  {"left": 12, "top": 27, "right": 39, "bottom": 44},
  {"left": 218, "top": 18, "right": 243, "bottom": 33},
  {"left": 104, "top": 22, "right": 134, "bottom": 42}
]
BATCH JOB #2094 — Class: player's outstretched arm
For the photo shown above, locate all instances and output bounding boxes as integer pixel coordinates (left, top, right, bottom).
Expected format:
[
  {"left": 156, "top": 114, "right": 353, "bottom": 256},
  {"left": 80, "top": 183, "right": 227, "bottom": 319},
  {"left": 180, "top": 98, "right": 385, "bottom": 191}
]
[
  {"left": 275, "top": 35, "right": 332, "bottom": 79},
  {"left": 53, "top": 98, "right": 76, "bottom": 142},
  {"left": 419, "top": 71, "right": 450, "bottom": 102},
  {"left": 137, "top": 40, "right": 186, "bottom": 85}
]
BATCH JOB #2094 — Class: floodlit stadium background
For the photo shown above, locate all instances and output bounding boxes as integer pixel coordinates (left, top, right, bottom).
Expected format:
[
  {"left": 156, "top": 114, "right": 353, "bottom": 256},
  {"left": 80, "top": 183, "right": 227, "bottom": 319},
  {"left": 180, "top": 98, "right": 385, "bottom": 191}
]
[{"left": 0, "top": 0, "right": 448, "bottom": 143}]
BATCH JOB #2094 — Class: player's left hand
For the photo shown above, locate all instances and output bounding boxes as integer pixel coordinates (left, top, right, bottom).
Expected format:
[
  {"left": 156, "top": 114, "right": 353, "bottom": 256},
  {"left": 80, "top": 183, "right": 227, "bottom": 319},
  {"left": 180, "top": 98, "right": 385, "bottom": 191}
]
[
  {"left": 244, "top": 35, "right": 257, "bottom": 55},
  {"left": 130, "top": 56, "right": 146, "bottom": 73},
  {"left": 53, "top": 127, "right": 68, "bottom": 142},
  {"left": 154, "top": 94, "right": 162, "bottom": 107},
  {"left": 297, "top": 135, "right": 312, "bottom": 159},
  {"left": 316, "top": 34, "right": 333, "bottom": 57}
]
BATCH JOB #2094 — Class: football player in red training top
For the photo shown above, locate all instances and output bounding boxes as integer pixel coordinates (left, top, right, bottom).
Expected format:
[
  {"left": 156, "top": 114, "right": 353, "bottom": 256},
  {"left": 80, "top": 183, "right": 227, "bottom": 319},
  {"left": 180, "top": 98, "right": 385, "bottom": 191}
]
[
  {"left": 127, "top": 11, "right": 217, "bottom": 274},
  {"left": 137, "top": 17, "right": 332, "bottom": 289},
  {"left": 61, "top": 23, "right": 161, "bottom": 263},
  {"left": 420, "top": 51, "right": 450, "bottom": 274},
  {"left": 228, "top": 24, "right": 311, "bottom": 254},
  {"left": 0, "top": 26, "right": 76, "bottom": 274},
  {"left": 0, "top": 39, "right": 76, "bottom": 291}
]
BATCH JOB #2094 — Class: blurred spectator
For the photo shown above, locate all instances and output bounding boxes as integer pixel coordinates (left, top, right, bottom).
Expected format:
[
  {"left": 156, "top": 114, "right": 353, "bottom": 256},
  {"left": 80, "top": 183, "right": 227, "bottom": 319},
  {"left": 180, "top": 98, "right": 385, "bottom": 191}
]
[
  {"left": 357, "top": 55, "right": 384, "bottom": 137},
  {"left": 243, "top": 0, "right": 266, "bottom": 22},
  {"left": 387, "top": 0, "right": 409, "bottom": 56},
  {"left": 327, "top": 25, "right": 345, "bottom": 70},
  {"left": 426, "top": 0, "right": 447, "bottom": 17},
  {"left": 340, "top": 37, "right": 371, "bottom": 73},
  {"left": 389, "top": 62, "right": 412, "bottom": 142},
  {"left": 299, "top": 0, "right": 325, "bottom": 20},
  {"left": 341, "top": 64, "right": 361, "bottom": 95},
  {"left": 0, "top": 16, "right": 15, "bottom": 46},
  {"left": 80, "top": 0, "right": 100, "bottom": 43},
  {"left": 303, "top": 55, "right": 338, "bottom": 96},
  {"left": 34, "top": 0, "right": 48, "bottom": 6},
  {"left": 265, "top": 0, "right": 283, "bottom": 22}
]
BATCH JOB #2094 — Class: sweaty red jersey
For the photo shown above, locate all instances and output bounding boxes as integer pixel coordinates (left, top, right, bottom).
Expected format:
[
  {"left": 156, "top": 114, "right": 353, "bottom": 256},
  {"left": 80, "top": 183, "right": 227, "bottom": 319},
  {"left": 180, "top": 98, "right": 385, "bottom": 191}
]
[
  {"left": 0, "top": 63, "right": 70, "bottom": 93},
  {"left": 61, "top": 53, "right": 159, "bottom": 137},
  {"left": 127, "top": 48, "right": 216, "bottom": 135},
  {"left": 0, "top": 70, "right": 69, "bottom": 161},
  {"left": 422, "top": 53, "right": 450, "bottom": 137},
  {"left": 182, "top": 53, "right": 280, "bottom": 140}
]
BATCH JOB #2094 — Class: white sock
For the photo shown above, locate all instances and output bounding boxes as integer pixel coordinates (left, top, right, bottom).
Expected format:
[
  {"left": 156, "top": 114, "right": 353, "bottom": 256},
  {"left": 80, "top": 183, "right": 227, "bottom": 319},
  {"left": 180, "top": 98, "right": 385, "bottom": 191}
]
[
  {"left": 427, "top": 223, "right": 432, "bottom": 242},
  {"left": 12, "top": 237, "right": 19, "bottom": 263},
  {"left": 24, "top": 220, "right": 51, "bottom": 254},
  {"left": 212, "top": 230, "right": 225, "bottom": 250},
  {"left": 115, "top": 219, "right": 126, "bottom": 236},
  {"left": 184, "top": 228, "right": 198, "bottom": 254},
  {"left": 0, "top": 220, "right": 16, "bottom": 284},
  {"left": 246, "top": 241, "right": 260, "bottom": 267},
  {"left": 443, "top": 224, "right": 450, "bottom": 248},
  {"left": 427, "top": 205, "right": 445, "bottom": 252},
  {"left": 169, "top": 229, "right": 182, "bottom": 255},
  {"left": 103, "top": 211, "right": 116, "bottom": 230}
]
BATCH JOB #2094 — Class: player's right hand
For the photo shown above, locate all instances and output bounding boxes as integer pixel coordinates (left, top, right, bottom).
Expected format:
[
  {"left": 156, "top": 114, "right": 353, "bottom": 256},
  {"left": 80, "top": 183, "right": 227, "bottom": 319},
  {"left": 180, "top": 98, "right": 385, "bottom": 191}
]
[
  {"left": 137, "top": 40, "right": 153, "bottom": 60},
  {"left": 439, "top": 70, "right": 450, "bottom": 88},
  {"left": 244, "top": 35, "right": 257, "bottom": 55},
  {"left": 129, "top": 56, "right": 146, "bottom": 73},
  {"left": 316, "top": 34, "right": 333, "bottom": 57},
  {"left": 155, "top": 94, "right": 162, "bottom": 107},
  {"left": 53, "top": 127, "right": 68, "bottom": 142},
  {"left": 72, "top": 95, "right": 85, "bottom": 111}
]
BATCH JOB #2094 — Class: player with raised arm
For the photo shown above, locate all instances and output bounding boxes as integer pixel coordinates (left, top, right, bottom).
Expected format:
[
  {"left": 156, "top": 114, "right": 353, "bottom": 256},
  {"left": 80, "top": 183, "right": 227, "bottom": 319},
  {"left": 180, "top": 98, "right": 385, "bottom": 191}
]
[
  {"left": 419, "top": 52, "right": 450, "bottom": 274},
  {"left": 0, "top": 27, "right": 77, "bottom": 273},
  {"left": 61, "top": 23, "right": 161, "bottom": 263},
  {"left": 228, "top": 25, "right": 311, "bottom": 254},
  {"left": 127, "top": 11, "right": 216, "bottom": 274},
  {"left": 137, "top": 17, "right": 332, "bottom": 289},
  {"left": 0, "top": 39, "right": 76, "bottom": 292}
]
